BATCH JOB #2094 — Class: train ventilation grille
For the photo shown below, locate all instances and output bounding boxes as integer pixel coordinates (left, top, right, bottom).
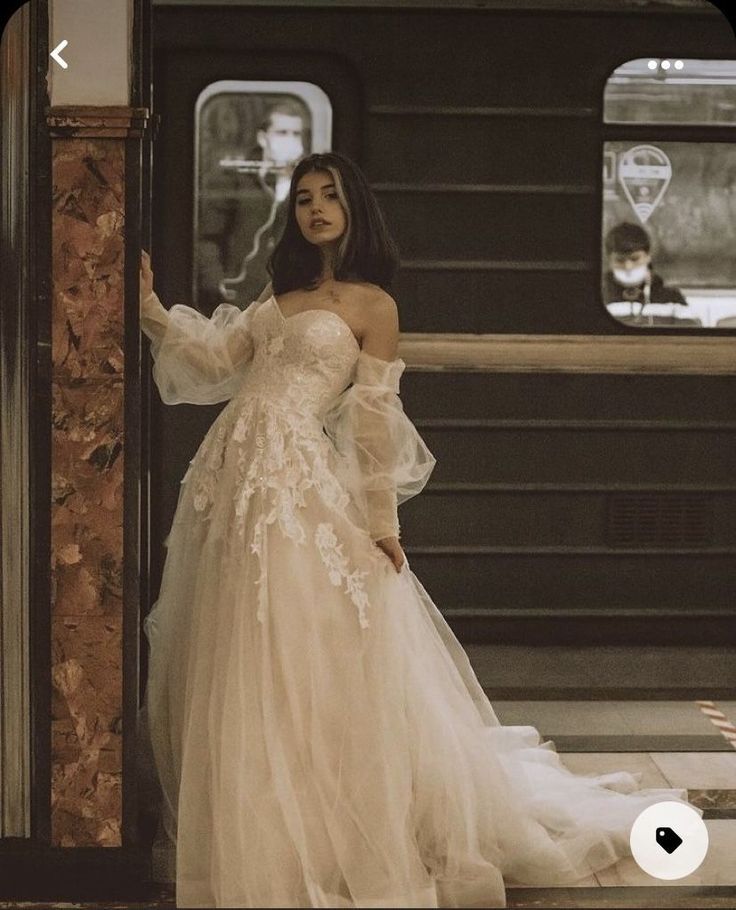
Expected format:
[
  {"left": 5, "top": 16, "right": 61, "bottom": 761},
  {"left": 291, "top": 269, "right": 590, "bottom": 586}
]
[{"left": 606, "top": 493, "right": 714, "bottom": 548}]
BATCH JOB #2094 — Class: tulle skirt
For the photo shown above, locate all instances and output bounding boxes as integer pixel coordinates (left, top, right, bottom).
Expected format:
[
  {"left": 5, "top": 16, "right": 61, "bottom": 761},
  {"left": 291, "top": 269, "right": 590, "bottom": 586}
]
[{"left": 141, "top": 408, "right": 698, "bottom": 908}]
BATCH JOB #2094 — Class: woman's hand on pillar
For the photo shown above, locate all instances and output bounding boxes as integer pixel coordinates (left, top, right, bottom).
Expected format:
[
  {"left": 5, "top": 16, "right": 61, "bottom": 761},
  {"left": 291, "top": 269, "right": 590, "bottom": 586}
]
[{"left": 140, "top": 249, "right": 154, "bottom": 303}]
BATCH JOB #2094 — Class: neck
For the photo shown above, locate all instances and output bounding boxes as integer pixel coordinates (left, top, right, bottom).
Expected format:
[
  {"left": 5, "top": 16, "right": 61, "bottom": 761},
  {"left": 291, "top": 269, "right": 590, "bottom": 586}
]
[{"left": 318, "top": 242, "right": 339, "bottom": 283}]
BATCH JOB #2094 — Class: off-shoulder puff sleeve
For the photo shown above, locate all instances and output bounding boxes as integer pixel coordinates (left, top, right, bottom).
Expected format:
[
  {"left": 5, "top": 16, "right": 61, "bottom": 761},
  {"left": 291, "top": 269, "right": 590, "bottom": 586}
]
[
  {"left": 140, "top": 290, "right": 258, "bottom": 405},
  {"left": 323, "top": 350, "right": 436, "bottom": 542}
]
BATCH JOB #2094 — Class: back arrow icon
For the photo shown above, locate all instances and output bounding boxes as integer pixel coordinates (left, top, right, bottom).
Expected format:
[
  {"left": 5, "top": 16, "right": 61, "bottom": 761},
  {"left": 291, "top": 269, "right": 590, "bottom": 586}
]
[{"left": 50, "top": 40, "right": 68, "bottom": 69}]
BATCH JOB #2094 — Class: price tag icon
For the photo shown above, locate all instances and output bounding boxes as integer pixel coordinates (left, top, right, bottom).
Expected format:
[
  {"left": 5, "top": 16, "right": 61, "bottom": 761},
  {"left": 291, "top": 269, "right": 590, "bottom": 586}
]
[
  {"left": 656, "top": 826, "right": 683, "bottom": 854},
  {"left": 630, "top": 801, "right": 708, "bottom": 880}
]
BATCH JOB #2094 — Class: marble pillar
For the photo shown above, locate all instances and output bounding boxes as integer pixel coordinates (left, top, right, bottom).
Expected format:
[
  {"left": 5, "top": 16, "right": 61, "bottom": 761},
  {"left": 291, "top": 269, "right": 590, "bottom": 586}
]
[{"left": 47, "top": 107, "right": 148, "bottom": 847}]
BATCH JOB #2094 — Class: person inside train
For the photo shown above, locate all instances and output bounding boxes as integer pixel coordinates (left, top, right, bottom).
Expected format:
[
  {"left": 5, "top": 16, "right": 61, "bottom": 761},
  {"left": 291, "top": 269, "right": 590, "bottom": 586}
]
[
  {"left": 220, "top": 100, "right": 307, "bottom": 309},
  {"left": 603, "top": 221, "right": 696, "bottom": 325}
]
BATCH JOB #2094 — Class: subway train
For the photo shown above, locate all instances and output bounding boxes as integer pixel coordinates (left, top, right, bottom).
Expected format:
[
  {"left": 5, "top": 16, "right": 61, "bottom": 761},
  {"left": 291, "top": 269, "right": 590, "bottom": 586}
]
[{"left": 147, "top": 0, "right": 736, "bottom": 655}]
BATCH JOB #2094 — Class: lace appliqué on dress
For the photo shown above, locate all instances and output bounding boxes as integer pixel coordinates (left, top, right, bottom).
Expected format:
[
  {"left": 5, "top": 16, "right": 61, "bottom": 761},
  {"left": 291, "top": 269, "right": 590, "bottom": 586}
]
[
  {"left": 185, "top": 409, "right": 369, "bottom": 627},
  {"left": 315, "top": 522, "right": 371, "bottom": 629},
  {"left": 179, "top": 315, "right": 373, "bottom": 628}
]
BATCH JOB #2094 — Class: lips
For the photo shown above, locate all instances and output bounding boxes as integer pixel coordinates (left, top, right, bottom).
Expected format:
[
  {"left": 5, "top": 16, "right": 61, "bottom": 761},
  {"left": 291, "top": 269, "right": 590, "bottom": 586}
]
[{"left": 310, "top": 219, "right": 330, "bottom": 228}]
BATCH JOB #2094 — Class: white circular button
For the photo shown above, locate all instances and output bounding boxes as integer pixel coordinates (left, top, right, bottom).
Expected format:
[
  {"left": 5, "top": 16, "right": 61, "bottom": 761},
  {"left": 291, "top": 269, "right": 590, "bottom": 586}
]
[{"left": 629, "top": 801, "right": 708, "bottom": 880}]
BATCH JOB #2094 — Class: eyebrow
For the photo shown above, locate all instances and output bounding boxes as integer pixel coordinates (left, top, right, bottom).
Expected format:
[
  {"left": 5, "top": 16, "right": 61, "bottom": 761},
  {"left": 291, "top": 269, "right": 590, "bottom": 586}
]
[{"left": 296, "top": 183, "right": 335, "bottom": 195}]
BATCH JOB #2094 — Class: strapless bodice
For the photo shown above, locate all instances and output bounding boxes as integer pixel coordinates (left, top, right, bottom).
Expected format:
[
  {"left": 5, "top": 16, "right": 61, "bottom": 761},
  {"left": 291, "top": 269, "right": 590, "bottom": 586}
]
[{"left": 232, "top": 296, "right": 362, "bottom": 423}]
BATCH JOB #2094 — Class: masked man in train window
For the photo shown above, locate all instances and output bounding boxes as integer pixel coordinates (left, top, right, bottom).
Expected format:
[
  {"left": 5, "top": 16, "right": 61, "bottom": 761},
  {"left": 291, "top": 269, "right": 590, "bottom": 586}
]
[
  {"left": 220, "top": 100, "right": 306, "bottom": 309},
  {"left": 603, "top": 222, "right": 697, "bottom": 326}
]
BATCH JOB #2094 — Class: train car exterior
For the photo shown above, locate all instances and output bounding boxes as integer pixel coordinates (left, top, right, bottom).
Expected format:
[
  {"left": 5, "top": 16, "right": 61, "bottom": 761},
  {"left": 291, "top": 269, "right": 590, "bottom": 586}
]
[{"left": 150, "top": 0, "right": 736, "bottom": 647}]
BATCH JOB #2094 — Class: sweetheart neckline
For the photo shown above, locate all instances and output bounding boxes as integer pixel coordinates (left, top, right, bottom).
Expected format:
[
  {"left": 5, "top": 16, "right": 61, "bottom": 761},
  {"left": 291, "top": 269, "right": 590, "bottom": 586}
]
[{"left": 269, "top": 295, "right": 361, "bottom": 353}]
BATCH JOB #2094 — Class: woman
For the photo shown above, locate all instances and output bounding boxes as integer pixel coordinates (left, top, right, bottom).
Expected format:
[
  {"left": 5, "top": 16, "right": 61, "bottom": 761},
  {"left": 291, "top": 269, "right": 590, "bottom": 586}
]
[{"left": 139, "top": 152, "right": 698, "bottom": 909}]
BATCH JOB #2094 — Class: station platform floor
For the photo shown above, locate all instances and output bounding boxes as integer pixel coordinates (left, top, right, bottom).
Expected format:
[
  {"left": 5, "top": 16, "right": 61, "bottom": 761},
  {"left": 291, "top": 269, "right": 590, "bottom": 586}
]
[{"left": 0, "top": 645, "right": 733, "bottom": 909}]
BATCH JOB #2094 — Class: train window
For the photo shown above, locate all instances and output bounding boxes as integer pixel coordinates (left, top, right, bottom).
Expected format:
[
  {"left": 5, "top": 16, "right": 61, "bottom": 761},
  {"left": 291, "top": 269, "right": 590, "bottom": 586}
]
[
  {"left": 193, "top": 80, "right": 333, "bottom": 312},
  {"left": 604, "top": 58, "right": 736, "bottom": 126},
  {"left": 602, "top": 59, "right": 736, "bottom": 329}
]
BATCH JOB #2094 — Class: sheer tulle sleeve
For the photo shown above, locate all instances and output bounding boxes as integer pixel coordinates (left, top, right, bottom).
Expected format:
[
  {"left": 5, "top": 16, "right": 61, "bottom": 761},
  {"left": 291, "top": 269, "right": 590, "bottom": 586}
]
[
  {"left": 323, "top": 350, "right": 436, "bottom": 541},
  {"left": 140, "top": 290, "right": 258, "bottom": 405}
]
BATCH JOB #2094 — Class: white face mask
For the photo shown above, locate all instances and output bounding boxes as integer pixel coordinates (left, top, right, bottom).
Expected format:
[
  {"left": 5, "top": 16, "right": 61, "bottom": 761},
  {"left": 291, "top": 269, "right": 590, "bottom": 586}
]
[
  {"left": 613, "top": 264, "right": 649, "bottom": 287},
  {"left": 265, "top": 135, "right": 304, "bottom": 167}
]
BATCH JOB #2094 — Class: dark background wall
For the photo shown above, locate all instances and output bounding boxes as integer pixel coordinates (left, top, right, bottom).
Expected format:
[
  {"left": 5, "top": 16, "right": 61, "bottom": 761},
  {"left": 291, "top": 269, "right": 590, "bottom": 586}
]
[
  {"left": 147, "top": 2, "right": 736, "bottom": 646},
  {"left": 152, "top": 3, "right": 734, "bottom": 332}
]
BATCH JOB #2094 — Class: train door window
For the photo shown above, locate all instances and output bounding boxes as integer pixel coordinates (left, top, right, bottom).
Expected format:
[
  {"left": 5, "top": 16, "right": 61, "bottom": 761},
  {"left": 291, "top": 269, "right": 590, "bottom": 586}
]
[
  {"left": 601, "top": 59, "right": 736, "bottom": 329},
  {"left": 193, "top": 81, "right": 333, "bottom": 312}
]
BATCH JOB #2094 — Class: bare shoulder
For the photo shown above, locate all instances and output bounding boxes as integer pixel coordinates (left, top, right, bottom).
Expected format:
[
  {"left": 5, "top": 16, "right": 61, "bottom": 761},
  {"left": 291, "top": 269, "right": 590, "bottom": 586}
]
[
  {"left": 356, "top": 285, "right": 399, "bottom": 360},
  {"left": 340, "top": 281, "right": 394, "bottom": 315},
  {"left": 359, "top": 284, "right": 397, "bottom": 319}
]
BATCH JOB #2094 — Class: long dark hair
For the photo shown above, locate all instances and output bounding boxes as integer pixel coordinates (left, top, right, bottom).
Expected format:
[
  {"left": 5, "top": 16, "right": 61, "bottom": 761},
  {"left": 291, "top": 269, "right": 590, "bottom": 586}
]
[{"left": 268, "top": 152, "right": 400, "bottom": 294}]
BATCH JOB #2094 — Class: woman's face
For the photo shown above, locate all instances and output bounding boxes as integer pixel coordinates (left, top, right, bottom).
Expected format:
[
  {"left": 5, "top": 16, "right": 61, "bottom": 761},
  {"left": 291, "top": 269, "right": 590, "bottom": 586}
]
[{"left": 294, "top": 169, "right": 348, "bottom": 248}]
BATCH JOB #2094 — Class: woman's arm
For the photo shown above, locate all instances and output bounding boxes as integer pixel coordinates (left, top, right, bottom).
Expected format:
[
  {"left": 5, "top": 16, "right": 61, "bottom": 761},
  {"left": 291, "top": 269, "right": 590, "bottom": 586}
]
[
  {"left": 324, "top": 291, "right": 436, "bottom": 572},
  {"left": 359, "top": 289, "right": 400, "bottom": 362},
  {"left": 139, "top": 250, "right": 257, "bottom": 405},
  {"left": 357, "top": 292, "right": 403, "bottom": 562}
]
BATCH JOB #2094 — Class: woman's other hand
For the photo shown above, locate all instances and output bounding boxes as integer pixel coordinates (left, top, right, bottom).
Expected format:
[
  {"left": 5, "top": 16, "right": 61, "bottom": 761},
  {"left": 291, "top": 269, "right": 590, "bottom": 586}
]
[
  {"left": 375, "top": 536, "right": 406, "bottom": 573},
  {"left": 140, "top": 249, "right": 154, "bottom": 302}
]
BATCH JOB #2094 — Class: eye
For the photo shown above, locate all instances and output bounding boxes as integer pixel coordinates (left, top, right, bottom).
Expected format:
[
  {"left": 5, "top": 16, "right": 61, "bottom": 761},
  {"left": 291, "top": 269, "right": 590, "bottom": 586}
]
[
  {"left": 326, "top": 191, "right": 339, "bottom": 200},
  {"left": 297, "top": 197, "right": 310, "bottom": 206}
]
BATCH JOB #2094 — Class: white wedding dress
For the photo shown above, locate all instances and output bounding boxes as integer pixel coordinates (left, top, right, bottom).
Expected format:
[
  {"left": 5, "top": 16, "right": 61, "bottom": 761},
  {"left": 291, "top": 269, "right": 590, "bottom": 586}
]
[{"left": 139, "top": 289, "right": 700, "bottom": 909}]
